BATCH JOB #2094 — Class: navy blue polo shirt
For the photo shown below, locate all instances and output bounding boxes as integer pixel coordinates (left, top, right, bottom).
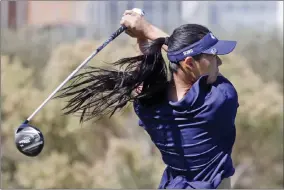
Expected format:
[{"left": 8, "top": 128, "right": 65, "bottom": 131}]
[{"left": 133, "top": 74, "right": 239, "bottom": 188}]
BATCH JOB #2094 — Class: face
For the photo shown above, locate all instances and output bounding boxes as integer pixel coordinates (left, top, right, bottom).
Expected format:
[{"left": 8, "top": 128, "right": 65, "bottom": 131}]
[{"left": 181, "top": 54, "right": 222, "bottom": 84}]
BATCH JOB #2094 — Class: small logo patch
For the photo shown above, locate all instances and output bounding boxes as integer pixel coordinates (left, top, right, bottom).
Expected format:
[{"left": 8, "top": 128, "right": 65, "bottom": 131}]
[
  {"left": 211, "top": 48, "right": 217, "bottom": 55},
  {"left": 183, "top": 49, "right": 193, "bottom": 56}
]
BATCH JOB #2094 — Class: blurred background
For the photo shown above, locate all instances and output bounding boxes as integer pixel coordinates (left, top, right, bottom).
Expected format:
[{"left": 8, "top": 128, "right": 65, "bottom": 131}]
[{"left": 1, "top": 1, "right": 283, "bottom": 189}]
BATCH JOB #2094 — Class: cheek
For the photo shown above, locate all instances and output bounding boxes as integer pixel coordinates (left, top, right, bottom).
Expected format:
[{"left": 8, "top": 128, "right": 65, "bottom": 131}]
[{"left": 197, "top": 59, "right": 211, "bottom": 74}]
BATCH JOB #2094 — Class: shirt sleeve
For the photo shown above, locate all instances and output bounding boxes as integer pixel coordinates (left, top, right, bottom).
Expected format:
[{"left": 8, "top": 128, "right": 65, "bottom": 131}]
[
  {"left": 138, "top": 119, "right": 145, "bottom": 128},
  {"left": 218, "top": 81, "right": 239, "bottom": 123},
  {"left": 133, "top": 100, "right": 146, "bottom": 129}
]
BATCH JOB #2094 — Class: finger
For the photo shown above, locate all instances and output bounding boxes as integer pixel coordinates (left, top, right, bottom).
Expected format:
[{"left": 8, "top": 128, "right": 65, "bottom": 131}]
[
  {"left": 123, "top": 10, "right": 133, "bottom": 16},
  {"left": 120, "top": 16, "right": 129, "bottom": 26},
  {"left": 126, "top": 30, "right": 136, "bottom": 38},
  {"left": 125, "top": 30, "right": 135, "bottom": 37},
  {"left": 130, "top": 11, "right": 140, "bottom": 16},
  {"left": 123, "top": 9, "right": 142, "bottom": 17},
  {"left": 120, "top": 14, "right": 134, "bottom": 25},
  {"left": 120, "top": 18, "right": 125, "bottom": 26}
]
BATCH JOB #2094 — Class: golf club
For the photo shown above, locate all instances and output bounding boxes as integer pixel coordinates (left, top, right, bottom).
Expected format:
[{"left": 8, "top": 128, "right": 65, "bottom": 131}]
[{"left": 14, "top": 8, "right": 145, "bottom": 157}]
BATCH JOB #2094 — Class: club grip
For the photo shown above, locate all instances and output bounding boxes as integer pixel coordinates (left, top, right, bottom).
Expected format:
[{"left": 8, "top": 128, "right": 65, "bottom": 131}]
[
  {"left": 102, "top": 7, "right": 145, "bottom": 46},
  {"left": 110, "top": 25, "right": 128, "bottom": 40},
  {"left": 96, "top": 25, "right": 127, "bottom": 53}
]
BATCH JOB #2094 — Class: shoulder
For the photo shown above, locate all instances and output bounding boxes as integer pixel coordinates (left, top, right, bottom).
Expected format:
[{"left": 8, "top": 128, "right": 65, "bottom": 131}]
[
  {"left": 212, "top": 75, "right": 239, "bottom": 109},
  {"left": 215, "top": 75, "right": 238, "bottom": 101}
]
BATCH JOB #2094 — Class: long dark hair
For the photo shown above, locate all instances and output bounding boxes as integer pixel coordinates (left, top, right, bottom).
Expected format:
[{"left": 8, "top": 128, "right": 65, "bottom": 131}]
[{"left": 55, "top": 24, "right": 210, "bottom": 122}]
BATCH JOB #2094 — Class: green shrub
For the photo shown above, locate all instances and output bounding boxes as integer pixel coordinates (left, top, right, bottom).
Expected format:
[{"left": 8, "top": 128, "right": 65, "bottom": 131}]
[{"left": 1, "top": 28, "right": 283, "bottom": 188}]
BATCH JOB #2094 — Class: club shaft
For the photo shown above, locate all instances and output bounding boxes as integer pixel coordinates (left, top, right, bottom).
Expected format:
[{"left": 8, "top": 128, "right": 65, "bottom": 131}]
[{"left": 26, "top": 25, "right": 127, "bottom": 122}]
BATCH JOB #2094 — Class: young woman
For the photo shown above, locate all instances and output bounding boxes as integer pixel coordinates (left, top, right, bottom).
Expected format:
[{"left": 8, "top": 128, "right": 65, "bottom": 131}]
[{"left": 57, "top": 10, "right": 239, "bottom": 189}]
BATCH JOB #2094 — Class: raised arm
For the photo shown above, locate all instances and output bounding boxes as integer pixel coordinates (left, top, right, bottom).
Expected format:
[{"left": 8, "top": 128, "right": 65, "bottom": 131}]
[{"left": 120, "top": 10, "right": 169, "bottom": 53}]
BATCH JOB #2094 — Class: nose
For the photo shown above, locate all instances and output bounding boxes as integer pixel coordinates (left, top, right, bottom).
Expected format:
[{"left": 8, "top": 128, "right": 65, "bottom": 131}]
[{"left": 217, "top": 56, "right": 222, "bottom": 66}]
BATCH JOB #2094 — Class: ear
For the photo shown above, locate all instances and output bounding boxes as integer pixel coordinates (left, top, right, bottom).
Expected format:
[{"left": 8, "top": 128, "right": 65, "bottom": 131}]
[{"left": 183, "top": 56, "right": 195, "bottom": 69}]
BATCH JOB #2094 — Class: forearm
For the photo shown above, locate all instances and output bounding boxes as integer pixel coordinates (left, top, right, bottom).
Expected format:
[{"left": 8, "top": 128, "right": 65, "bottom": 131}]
[
  {"left": 148, "top": 24, "right": 169, "bottom": 51},
  {"left": 145, "top": 24, "right": 169, "bottom": 41},
  {"left": 137, "top": 24, "right": 169, "bottom": 52}
]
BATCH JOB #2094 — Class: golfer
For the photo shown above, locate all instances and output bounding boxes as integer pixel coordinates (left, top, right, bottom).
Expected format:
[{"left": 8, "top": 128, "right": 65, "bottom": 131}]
[{"left": 58, "top": 10, "right": 239, "bottom": 189}]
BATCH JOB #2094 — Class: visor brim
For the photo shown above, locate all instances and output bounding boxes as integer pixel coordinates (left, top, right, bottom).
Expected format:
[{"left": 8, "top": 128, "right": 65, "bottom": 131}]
[{"left": 202, "top": 40, "right": 237, "bottom": 55}]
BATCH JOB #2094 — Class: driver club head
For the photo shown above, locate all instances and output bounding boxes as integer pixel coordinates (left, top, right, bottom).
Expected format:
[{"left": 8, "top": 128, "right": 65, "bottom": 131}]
[{"left": 15, "top": 122, "right": 44, "bottom": 157}]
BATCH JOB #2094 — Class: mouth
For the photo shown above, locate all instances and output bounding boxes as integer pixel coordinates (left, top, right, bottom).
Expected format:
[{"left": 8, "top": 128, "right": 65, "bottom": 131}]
[{"left": 216, "top": 68, "right": 220, "bottom": 74}]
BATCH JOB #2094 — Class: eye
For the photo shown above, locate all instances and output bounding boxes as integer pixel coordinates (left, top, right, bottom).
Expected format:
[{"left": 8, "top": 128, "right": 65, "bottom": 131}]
[{"left": 208, "top": 54, "right": 216, "bottom": 60}]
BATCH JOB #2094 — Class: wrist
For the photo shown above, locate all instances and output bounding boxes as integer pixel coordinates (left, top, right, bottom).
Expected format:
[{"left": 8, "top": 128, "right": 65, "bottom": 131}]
[
  {"left": 143, "top": 23, "right": 169, "bottom": 41},
  {"left": 137, "top": 36, "right": 148, "bottom": 43},
  {"left": 137, "top": 38, "right": 148, "bottom": 54},
  {"left": 143, "top": 23, "right": 155, "bottom": 40}
]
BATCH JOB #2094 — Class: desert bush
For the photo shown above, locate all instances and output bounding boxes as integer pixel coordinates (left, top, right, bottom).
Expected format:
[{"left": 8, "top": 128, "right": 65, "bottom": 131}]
[
  {"left": 1, "top": 24, "right": 91, "bottom": 89},
  {"left": 220, "top": 29, "right": 283, "bottom": 87},
  {"left": 1, "top": 39, "right": 164, "bottom": 189},
  {"left": 1, "top": 29, "right": 283, "bottom": 188},
  {"left": 220, "top": 54, "right": 283, "bottom": 188}
]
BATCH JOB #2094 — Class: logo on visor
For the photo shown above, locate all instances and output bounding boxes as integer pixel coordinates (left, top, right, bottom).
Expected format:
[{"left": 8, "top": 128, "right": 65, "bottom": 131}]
[
  {"left": 210, "top": 33, "right": 216, "bottom": 39},
  {"left": 211, "top": 48, "right": 217, "bottom": 55},
  {"left": 183, "top": 49, "right": 193, "bottom": 56}
]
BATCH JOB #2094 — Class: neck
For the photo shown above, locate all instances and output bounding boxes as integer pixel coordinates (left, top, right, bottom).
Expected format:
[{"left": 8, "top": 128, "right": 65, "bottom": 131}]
[{"left": 168, "top": 73, "right": 193, "bottom": 102}]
